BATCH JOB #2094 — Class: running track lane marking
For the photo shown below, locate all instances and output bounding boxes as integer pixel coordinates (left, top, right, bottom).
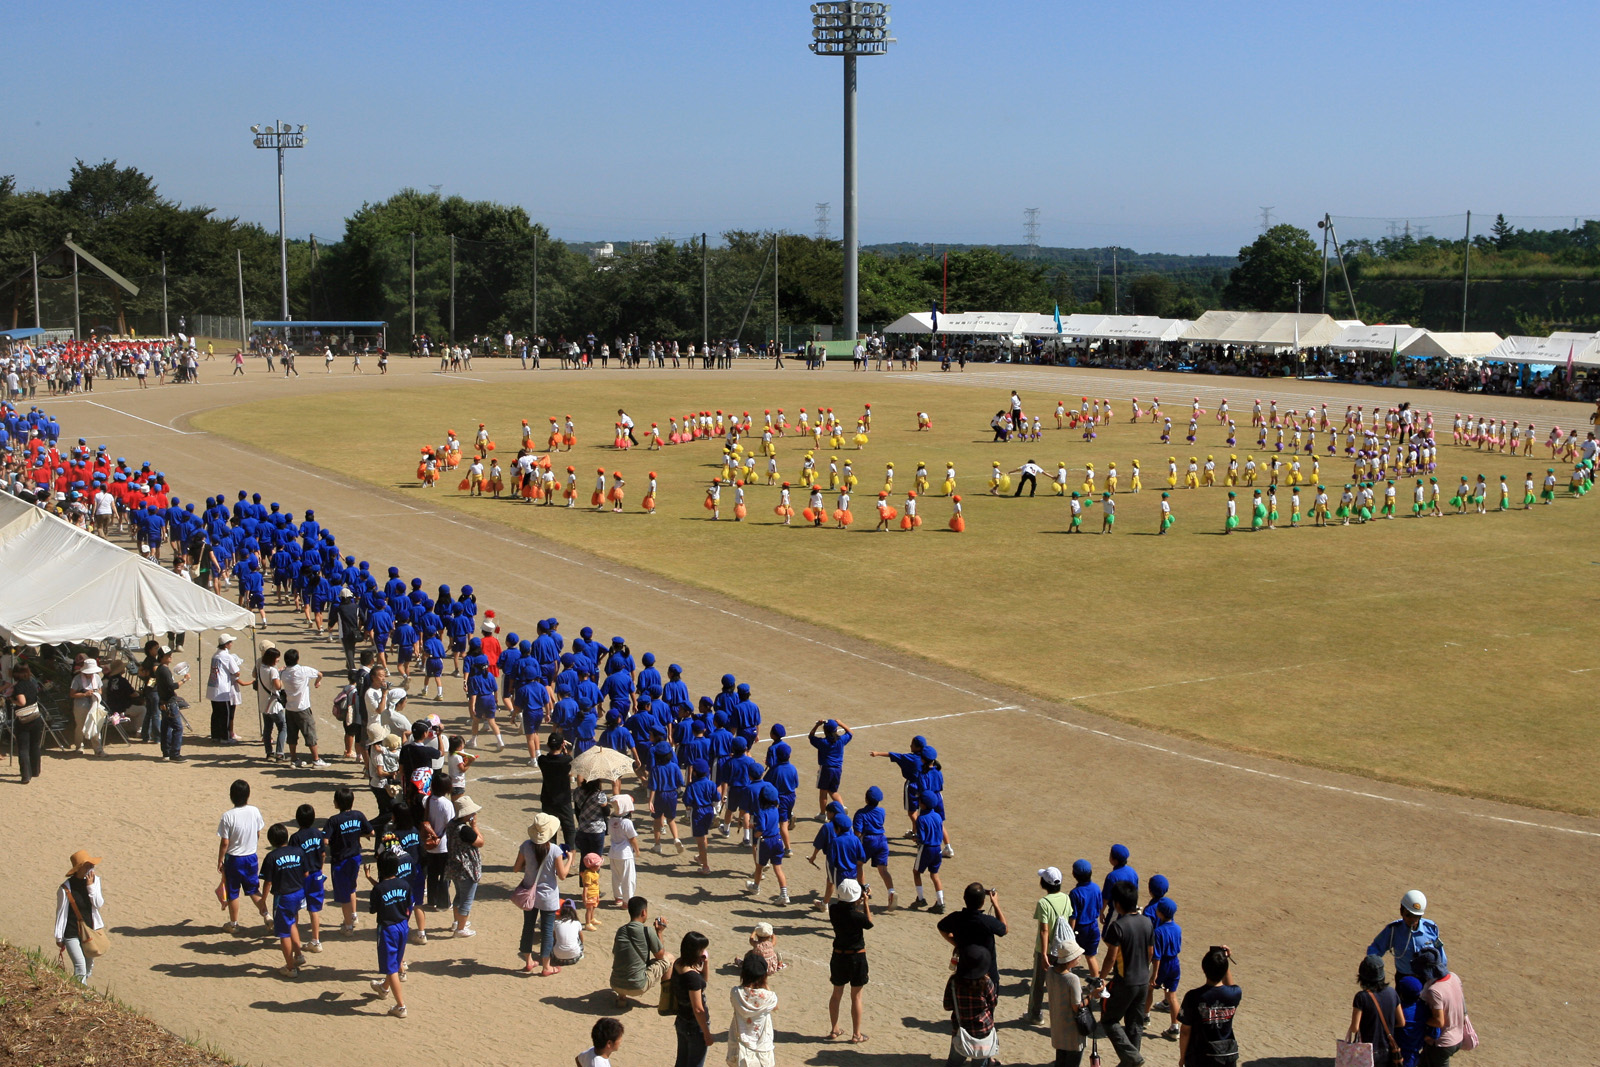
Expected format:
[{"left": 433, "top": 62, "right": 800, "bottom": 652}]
[
  {"left": 1024, "top": 708, "right": 1600, "bottom": 839},
  {"left": 84, "top": 400, "right": 196, "bottom": 434}
]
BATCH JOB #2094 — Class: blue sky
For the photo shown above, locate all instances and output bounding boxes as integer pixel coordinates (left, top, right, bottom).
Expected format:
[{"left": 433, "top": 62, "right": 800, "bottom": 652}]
[{"left": 9, "top": 1, "right": 1600, "bottom": 254}]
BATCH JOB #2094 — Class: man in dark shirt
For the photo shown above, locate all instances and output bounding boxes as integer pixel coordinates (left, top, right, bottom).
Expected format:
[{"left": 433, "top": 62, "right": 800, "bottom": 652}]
[
  {"left": 537, "top": 731, "right": 575, "bottom": 845},
  {"left": 261, "top": 822, "right": 308, "bottom": 976},
  {"left": 154, "top": 645, "right": 185, "bottom": 762},
  {"left": 1099, "top": 878, "right": 1154, "bottom": 1067},
  {"left": 937, "top": 882, "right": 1008, "bottom": 991},
  {"left": 1179, "top": 946, "right": 1242, "bottom": 1067},
  {"left": 398, "top": 720, "right": 441, "bottom": 808},
  {"left": 331, "top": 588, "right": 363, "bottom": 675},
  {"left": 827, "top": 878, "right": 874, "bottom": 1043}
]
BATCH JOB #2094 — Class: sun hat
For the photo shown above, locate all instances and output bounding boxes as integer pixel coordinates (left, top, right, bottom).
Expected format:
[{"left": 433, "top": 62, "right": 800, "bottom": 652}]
[
  {"left": 752, "top": 922, "right": 774, "bottom": 939},
  {"left": 453, "top": 796, "right": 483, "bottom": 818},
  {"left": 527, "top": 813, "right": 560, "bottom": 845},
  {"left": 78, "top": 658, "right": 101, "bottom": 675},
  {"left": 66, "top": 849, "right": 102, "bottom": 877},
  {"left": 835, "top": 879, "right": 863, "bottom": 903},
  {"left": 365, "top": 721, "right": 388, "bottom": 745},
  {"left": 609, "top": 794, "right": 635, "bottom": 816},
  {"left": 217, "top": 633, "right": 236, "bottom": 646}
]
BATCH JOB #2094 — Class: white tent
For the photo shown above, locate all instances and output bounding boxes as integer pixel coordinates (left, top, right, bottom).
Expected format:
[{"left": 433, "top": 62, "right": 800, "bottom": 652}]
[
  {"left": 882, "top": 311, "right": 1029, "bottom": 337},
  {"left": 1018, "top": 314, "right": 1190, "bottom": 341},
  {"left": 1180, "top": 311, "right": 1344, "bottom": 349},
  {"left": 1485, "top": 335, "right": 1600, "bottom": 367},
  {"left": 1330, "top": 324, "right": 1428, "bottom": 353},
  {"left": 1401, "top": 332, "right": 1503, "bottom": 360},
  {"left": 0, "top": 493, "right": 255, "bottom": 645}
]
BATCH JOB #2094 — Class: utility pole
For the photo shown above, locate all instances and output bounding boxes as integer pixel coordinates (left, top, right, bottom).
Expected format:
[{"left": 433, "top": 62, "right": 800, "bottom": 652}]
[
  {"left": 814, "top": 203, "right": 831, "bottom": 241},
  {"left": 236, "top": 249, "right": 247, "bottom": 345},
  {"left": 1296, "top": 279, "right": 1303, "bottom": 314},
  {"left": 773, "top": 232, "right": 780, "bottom": 353},
  {"left": 408, "top": 233, "right": 416, "bottom": 341},
  {"left": 1259, "top": 206, "right": 1275, "bottom": 232},
  {"left": 32, "top": 252, "right": 41, "bottom": 329},
  {"left": 1111, "top": 249, "right": 1119, "bottom": 314},
  {"left": 1319, "top": 214, "right": 1330, "bottom": 313},
  {"left": 250, "top": 121, "right": 305, "bottom": 321},
  {"left": 72, "top": 249, "right": 80, "bottom": 340},
  {"left": 449, "top": 234, "right": 456, "bottom": 341},
  {"left": 701, "top": 233, "right": 709, "bottom": 353},
  {"left": 1461, "top": 210, "right": 1472, "bottom": 332},
  {"left": 532, "top": 232, "right": 539, "bottom": 336},
  {"left": 161, "top": 251, "right": 169, "bottom": 336}
]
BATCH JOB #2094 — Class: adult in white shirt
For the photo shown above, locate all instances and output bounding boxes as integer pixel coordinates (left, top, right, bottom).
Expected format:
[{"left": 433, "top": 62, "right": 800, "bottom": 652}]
[
  {"left": 91, "top": 487, "right": 115, "bottom": 537},
  {"left": 206, "top": 634, "right": 244, "bottom": 744},
  {"left": 1009, "top": 460, "right": 1044, "bottom": 497},
  {"left": 278, "top": 649, "right": 327, "bottom": 767},
  {"left": 69, "top": 656, "right": 104, "bottom": 754},
  {"left": 254, "top": 646, "right": 286, "bottom": 759},
  {"left": 55, "top": 850, "right": 106, "bottom": 984},
  {"left": 423, "top": 790, "right": 456, "bottom": 908},
  {"left": 617, "top": 409, "right": 637, "bottom": 446}
]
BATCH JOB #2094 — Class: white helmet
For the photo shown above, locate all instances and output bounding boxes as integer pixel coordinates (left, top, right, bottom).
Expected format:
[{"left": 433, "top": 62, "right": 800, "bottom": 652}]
[{"left": 1400, "top": 890, "right": 1427, "bottom": 916}]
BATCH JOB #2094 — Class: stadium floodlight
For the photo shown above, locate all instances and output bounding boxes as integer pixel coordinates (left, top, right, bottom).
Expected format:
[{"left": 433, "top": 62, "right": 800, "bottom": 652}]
[
  {"left": 250, "top": 120, "right": 307, "bottom": 320},
  {"left": 810, "top": 2, "right": 894, "bottom": 345}
]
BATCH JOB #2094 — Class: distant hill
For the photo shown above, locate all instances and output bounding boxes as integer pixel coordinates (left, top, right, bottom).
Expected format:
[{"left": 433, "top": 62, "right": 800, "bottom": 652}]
[{"left": 864, "top": 243, "right": 1237, "bottom": 278}]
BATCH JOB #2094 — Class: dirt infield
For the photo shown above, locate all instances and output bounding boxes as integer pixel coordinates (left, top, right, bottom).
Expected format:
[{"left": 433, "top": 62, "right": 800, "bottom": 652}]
[{"left": 2, "top": 358, "right": 1593, "bottom": 1067}]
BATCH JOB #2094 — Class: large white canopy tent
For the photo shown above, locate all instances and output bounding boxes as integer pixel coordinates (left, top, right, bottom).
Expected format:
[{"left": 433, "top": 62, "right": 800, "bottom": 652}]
[
  {"left": 1400, "top": 332, "right": 1503, "bottom": 360},
  {"left": 1485, "top": 335, "right": 1600, "bottom": 367},
  {"left": 0, "top": 493, "right": 255, "bottom": 646},
  {"left": 882, "top": 311, "right": 1030, "bottom": 337},
  {"left": 1180, "top": 311, "right": 1345, "bottom": 349},
  {"left": 1329, "top": 324, "right": 1429, "bottom": 353}
]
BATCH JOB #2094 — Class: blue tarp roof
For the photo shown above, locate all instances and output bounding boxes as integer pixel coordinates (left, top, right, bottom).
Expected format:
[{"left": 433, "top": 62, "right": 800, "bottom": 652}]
[
  {"left": 0, "top": 328, "right": 47, "bottom": 341},
  {"left": 251, "top": 321, "right": 386, "bottom": 328}
]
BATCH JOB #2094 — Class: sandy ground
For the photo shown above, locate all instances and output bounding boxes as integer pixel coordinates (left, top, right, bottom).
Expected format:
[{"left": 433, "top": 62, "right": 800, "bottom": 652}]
[{"left": 3, "top": 357, "right": 1596, "bottom": 1067}]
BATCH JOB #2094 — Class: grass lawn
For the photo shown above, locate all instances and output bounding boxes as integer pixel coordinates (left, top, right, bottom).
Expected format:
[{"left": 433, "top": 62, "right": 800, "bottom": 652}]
[{"left": 195, "top": 372, "right": 1600, "bottom": 813}]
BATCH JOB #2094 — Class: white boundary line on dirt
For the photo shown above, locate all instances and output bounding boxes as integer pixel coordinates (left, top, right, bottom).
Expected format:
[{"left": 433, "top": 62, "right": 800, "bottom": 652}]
[{"left": 84, "top": 399, "right": 196, "bottom": 434}]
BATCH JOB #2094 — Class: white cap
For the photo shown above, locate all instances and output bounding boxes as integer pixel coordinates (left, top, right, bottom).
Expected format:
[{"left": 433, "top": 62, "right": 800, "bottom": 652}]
[
  {"left": 835, "top": 879, "right": 863, "bottom": 903},
  {"left": 217, "top": 633, "right": 236, "bottom": 645},
  {"left": 1038, "top": 866, "right": 1063, "bottom": 886}
]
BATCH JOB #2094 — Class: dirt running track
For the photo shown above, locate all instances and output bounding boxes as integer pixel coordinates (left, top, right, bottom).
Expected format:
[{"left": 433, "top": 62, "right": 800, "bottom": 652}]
[{"left": 6, "top": 359, "right": 1595, "bottom": 1067}]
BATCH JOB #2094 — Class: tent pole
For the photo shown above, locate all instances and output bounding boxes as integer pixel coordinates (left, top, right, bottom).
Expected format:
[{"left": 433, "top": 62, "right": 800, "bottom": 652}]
[
  {"left": 73, "top": 251, "right": 81, "bottom": 341},
  {"left": 1326, "top": 220, "right": 1358, "bottom": 318},
  {"left": 250, "top": 628, "right": 263, "bottom": 744},
  {"left": 1319, "top": 214, "right": 1330, "bottom": 314}
]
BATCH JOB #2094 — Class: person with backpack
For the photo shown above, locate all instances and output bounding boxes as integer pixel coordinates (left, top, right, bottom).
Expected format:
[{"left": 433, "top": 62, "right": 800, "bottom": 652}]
[
  {"left": 1026, "top": 866, "right": 1073, "bottom": 1025},
  {"left": 1045, "top": 914, "right": 1092, "bottom": 1067}
]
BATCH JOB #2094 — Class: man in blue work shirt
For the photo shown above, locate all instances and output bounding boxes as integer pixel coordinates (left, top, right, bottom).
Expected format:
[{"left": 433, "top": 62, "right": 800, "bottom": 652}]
[
  {"left": 808, "top": 718, "right": 854, "bottom": 820},
  {"left": 1366, "top": 890, "right": 1447, "bottom": 980}
]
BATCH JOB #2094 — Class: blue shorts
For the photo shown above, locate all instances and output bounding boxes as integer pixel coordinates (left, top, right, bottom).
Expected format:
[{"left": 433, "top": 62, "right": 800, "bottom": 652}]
[
  {"left": 304, "top": 870, "right": 325, "bottom": 912},
  {"left": 915, "top": 846, "right": 942, "bottom": 874},
  {"left": 816, "top": 767, "right": 841, "bottom": 793},
  {"left": 777, "top": 796, "right": 795, "bottom": 826},
  {"left": 902, "top": 781, "right": 920, "bottom": 813},
  {"left": 652, "top": 793, "right": 679, "bottom": 819},
  {"left": 376, "top": 921, "right": 408, "bottom": 975},
  {"left": 332, "top": 856, "right": 361, "bottom": 904},
  {"left": 373, "top": 632, "right": 390, "bottom": 651},
  {"left": 691, "top": 810, "right": 716, "bottom": 838},
  {"left": 714, "top": 761, "right": 732, "bottom": 787},
  {"left": 758, "top": 839, "right": 785, "bottom": 867},
  {"left": 471, "top": 695, "right": 497, "bottom": 720},
  {"left": 729, "top": 785, "right": 753, "bottom": 815},
  {"left": 273, "top": 891, "right": 304, "bottom": 938},
  {"left": 449, "top": 638, "right": 466, "bottom": 654},
  {"left": 1074, "top": 925, "right": 1101, "bottom": 957},
  {"left": 310, "top": 598, "right": 328, "bottom": 613},
  {"left": 223, "top": 854, "right": 259, "bottom": 900},
  {"left": 1156, "top": 959, "right": 1180, "bottom": 992},
  {"left": 248, "top": 591, "right": 264, "bottom": 610},
  {"left": 521, "top": 708, "right": 546, "bottom": 732},
  {"left": 425, "top": 659, "right": 443, "bottom": 677},
  {"left": 397, "top": 645, "right": 414, "bottom": 664},
  {"left": 862, "top": 834, "right": 890, "bottom": 868}
]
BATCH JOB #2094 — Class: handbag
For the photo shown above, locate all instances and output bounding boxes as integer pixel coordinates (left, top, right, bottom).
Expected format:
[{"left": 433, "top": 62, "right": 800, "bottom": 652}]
[
  {"left": 510, "top": 882, "right": 537, "bottom": 911},
  {"left": 64, "top": 882, "right": 109, "bottom": 959},
  {"left": 656, "top": 970, "right": 679, "bottom": 1016},
  {"left": 1335, "top": 1038, "right": 1374, "bottom": 1067},
  {"left": 1075, "top": 999, "right": 1099, "bottom": 1037},
  {"left": 1368, "top": 991, "right": 1403, "bottom": 1067},
  {"left": 1460, "top": 1013, "right": 1479, "bottom": 1051},
  {"left": 951, "top": 1023, "right": 998, "bottom": 1061}
]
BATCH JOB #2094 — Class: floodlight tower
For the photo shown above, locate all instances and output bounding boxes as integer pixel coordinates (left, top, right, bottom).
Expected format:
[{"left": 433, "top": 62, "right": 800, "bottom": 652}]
[
  {"left": 810, "top": 3, "right": 893, "bottom": 343},
  {"left": 251, "top": 120, "right": 307, "bottom": 320}
]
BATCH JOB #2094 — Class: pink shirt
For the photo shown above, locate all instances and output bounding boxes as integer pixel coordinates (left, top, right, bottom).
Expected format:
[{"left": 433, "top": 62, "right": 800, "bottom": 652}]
[{"left": 1420, "top": 972, "right": 1466, "bottom": 1048}]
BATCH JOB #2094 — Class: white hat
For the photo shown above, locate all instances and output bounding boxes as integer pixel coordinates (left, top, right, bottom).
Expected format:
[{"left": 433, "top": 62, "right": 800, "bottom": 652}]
[
  {"left": 609, "top": 793, "right": 635, "bottom": 816},
  {"left": 835, "top": 879, "right": 863, "bottom": 903},
  {"left": 217, "top": 633, "right": 236, "bottom": 646},
  {"left": 79, "top": 658, "right": 101, "bottom": 675},
  {"left": 1038, "top": 866, "right": 1063, "bottom": 886},
  {"left": 1401, "top": 890, "right": 1428, "bottom": 916}
]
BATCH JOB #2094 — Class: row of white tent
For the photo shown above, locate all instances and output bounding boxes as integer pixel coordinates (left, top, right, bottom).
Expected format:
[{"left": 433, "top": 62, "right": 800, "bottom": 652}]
[{"left": 883, "top": 309, "right": 1600, "bottom": 366}]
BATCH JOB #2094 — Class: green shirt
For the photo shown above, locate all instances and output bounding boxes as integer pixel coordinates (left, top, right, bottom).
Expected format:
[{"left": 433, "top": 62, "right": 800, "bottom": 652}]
[
  {"left": 1032, "top": 891, "right": 1073, "bottom": 958},
  {"left": 610, "top": 920, "right": 662, "bottom": 989}
]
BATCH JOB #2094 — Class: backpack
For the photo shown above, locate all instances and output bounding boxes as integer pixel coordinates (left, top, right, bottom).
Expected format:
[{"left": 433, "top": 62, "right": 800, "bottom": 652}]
[
  {"left": 1048, "top": 913, "right": 1078, "bottom": 965},
  {"left": 331, "top": 684, "right": 357, "bottom": 725}
]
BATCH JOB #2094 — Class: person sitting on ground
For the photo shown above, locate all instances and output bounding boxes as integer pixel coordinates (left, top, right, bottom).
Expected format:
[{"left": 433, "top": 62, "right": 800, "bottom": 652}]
[{"left": 608, "top": 896, "right": 673, "bottom": 1007}]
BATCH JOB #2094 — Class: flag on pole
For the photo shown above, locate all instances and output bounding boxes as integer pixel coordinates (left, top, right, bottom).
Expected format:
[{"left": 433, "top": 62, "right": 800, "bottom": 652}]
[
  {"left": 1566, "top": 342, "right": 1575, "bottom": 385},
  {"left": 930, "top": 303, "right": 938, "bottom": 334},
  {"left": 1391, "top": 329, "right": 1399, "bottom": 372},
  {"left": 1054, "top": 302, "right": 1063, "bottom": 335}
]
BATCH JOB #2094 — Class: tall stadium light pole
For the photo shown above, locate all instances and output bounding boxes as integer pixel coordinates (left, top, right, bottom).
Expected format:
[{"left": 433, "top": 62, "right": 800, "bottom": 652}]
[
  {"left": 811, "top": 2, "right": 893, "bottom": 344},
  {"left": 250, "top": 121, "right": 306, "bottom": 321}
]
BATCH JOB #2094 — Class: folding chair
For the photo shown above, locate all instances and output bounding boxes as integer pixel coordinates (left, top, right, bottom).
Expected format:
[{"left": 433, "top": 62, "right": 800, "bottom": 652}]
[{"left": 40, "top": 698, "right": 73, "bottom": 752}]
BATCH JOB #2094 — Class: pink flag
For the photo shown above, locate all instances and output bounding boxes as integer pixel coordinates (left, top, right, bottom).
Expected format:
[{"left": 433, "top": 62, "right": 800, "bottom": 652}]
[{"left": 1567, "top": 342, "right": 1575, "bottom": 385}]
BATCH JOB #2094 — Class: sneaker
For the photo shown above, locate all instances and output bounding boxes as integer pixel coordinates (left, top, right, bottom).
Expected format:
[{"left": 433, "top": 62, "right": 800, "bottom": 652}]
[
  {"left": 340, "top": 921, "right": 357, "bottom": 935},
  {"left": 412, "top": 929, "right": 428, "bottom": 945},
  {"left": 1162, "top": 1025, "right": 1181, "bottom": 1041},
  {"left": 261, "top": 912, "right": 273, "bottom": 930},
  {"left": 169, "top": 756, "right": 188, "bottom": 763},
  {"left": 370, "top": 978, "right": 389, "bottom": 999},
  {"left": 929, "top": 902, "right": 946, "bottom": 915},
  {"left": 293, "top": 952, "right": 307, "bottom": 967},
  {"left": 387, "top": 1005, "right": 407, "bottom": 1019},
  {"left": 305, "top": 940, "right": 322, "bottom": 953},
  {"left": 310, "top": 759, "right": 330, "bottom": 768},
  {"left": 745, "top": 880, "right": 758, "bottom": 893},
  {"left": 675, "top": 841, "right": 686, "bottom": 855},
  {"left": 777, "top": 893, "right": 791, "bottom": 905},
  {"left": 278, "top": 965, "right": 298, "bottom": 978},
  {"left": 908, "top": 899, "right": 927, "bottom": 910},
  {"left": 455, "top": 925, "right": 476, "bottom": 938},
  {"left": 494, "top": 740, "right": 505, "bottom": 752},
  {"left": 223, "top": 921, "right": 240, "bottom": 934}
]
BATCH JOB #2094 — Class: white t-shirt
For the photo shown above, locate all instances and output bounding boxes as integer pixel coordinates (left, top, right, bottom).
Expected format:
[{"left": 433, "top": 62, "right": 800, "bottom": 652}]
[
  {"left": 206, "top": 649, "right": 243, "bottom": 703},
  {"left": 279, "top": 664, "right": 320, "bottom": 711},
  {"left": 425, "top": 794, "right": 454, "bottom": 854},
  {"left": 552, "top": 917, "right": 584, "bottom": 959},
  {"left": 92, "top": 491, "right": 115, "bottom": 516},
  {"left": 217, "top": 805, "right": 264, "bottom": 857},
  {"left": 575, "top": 1050, "right": 610, "bottom": 1067}
]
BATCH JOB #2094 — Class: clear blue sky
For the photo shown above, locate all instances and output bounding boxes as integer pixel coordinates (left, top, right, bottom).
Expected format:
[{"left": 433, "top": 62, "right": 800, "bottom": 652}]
[{"left": 10, "top": 1, "right": 1600, "bottom": 254}]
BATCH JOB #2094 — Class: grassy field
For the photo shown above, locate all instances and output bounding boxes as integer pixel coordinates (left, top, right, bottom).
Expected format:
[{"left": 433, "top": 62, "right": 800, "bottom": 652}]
[{"left": 195, "top": 373, "right": 1600, "bottom": 813}]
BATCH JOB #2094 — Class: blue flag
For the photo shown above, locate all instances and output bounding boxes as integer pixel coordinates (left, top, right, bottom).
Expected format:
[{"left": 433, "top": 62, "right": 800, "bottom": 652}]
[
  {"left": 930, "top": 303, "right": 938, "bottom": 334},
  {"left": 1054, "top": 302, "right": 1063, "bottom": 334}
]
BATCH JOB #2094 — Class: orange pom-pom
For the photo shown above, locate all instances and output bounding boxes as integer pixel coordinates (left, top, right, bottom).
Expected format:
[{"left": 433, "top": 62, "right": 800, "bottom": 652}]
[
  {"left": 458, "top": 478, "right": 470, "bottom": 491},
  {"left": 703, "top": 497, "right": 716, "bottom": 510},
  {"left": 949, "top": 516, "right": 965, "bottom": 532},
  {"left": 734, "top": 504, "right": 747, "bottom": 519},
  {"left": 641, "top": 495, "right": 655, "bottom": 510},
  {"left": 801, "top": 507, "right": 816, "bottom": 522}
]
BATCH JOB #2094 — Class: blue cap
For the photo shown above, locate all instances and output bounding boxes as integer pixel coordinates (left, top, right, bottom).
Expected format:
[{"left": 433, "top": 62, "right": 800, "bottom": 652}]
[
  {"left": 831, "top": 813, "right": 851, "bottom": 832},
  {"left": 560, "top": 653, "right": 574, "bottom": 667},
  {"left": 411, "top": 578, "right": 423, "bottom": 588},
  {"left": 721, "top": 674, "right": 736, "bottom": 687},
  {"left": 469, "top": 637, "right": 482, "bottom": 651},
  {"left": 388, "top": 566, "right": 399, "bottom": 577},
  {"left": 461, "top": 585, "right": 473, "bottom": 595},
  {"left": 921, "top": 745, "right": 937, "bottom": 761},
  {"left": 642, "top": 652, "right": 655, "bottom": 666},
  {"left": 758, "top": 782, "right": 778, "bottom": 805},
  {"left": 826, "top": 800, "right": 844, "bottom": 816},
  {"left": 770, "top": 723, "right": 786, "bottom": 739},
  {"left": 691, "top": 760, "right": 711, "bottom": 777},
  {"left": 1156, "top": 898, "right": 1176, "bottom": 919},
  {"left": 737, "top": 683, "right": 750, "bottom": 696},
  {"left": 519, "top": 640, "right": 532, "bottom": 655},
  {"left": 505, "top": 632, "right": 519, "bottom": 645},
  {"left": 668, "top": 664, "right": 681, "bottom": 676},
  {"left": 1149, "top": 874, "right": 1169, "bottom": 896},
  {"left": 1110, "top": 844, "right": 1130, "bottom": 864},
  {"left": 772, "top": 742, "right": 791, "bottom": 762},
  {"left": 731, "top": 737, "right": 748, "bottom": 753},
  {"left": 1072, "top": 859, "right": 1093, "bottom": 878},
  {"left": 825, "top": 718, "right": 838, "bottom": 732},
  {"left": 865, "top": 785, "right": 883, "bottom": 804},
  {"left": 1397, "top": 976, "right": 1423, "bottom": 1002},
  {"left": 912, "top": 735, "right": 927, "bottom": 749},
  {"left": 654, "top": 743, "right": 673, "bottom": 763}
]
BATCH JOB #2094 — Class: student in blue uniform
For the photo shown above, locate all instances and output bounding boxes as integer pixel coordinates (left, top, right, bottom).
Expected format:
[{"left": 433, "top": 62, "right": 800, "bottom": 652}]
[
  {"left": 733, "top": 683, "right": 761, "bottom": 750},
  {"left": 392, "top": 799, "right": 430, "bottom": 945},
  {"left": 325, "top": 785, "right": 373, "bottom": 934},
  {"left": 289, "top": 804, "right": 327, "bottom": 953},
  {"left": 684, "top": 761, "right": 719, "bottom": 876},
  {"left": 661, "top": 663, "right": 689, "bottom": 712},
  {"left": 915, "top": 746, "right": 954, "bottom": 857},
  {"left": 365, "top": 850, "right": 412, "bottom": 1018},
  {"left": 808, "top": 718, "right": 855, "bottom": 819},
  {"left": 908, "top": 795, "right": 945, "bottom": 913},
  {"left": 515, "top": 672, "right": 552, "bottom": 762},
  {"left": 709, "top": 716, "right": 737, "bottom": 815},
  {"left": 1100, "top": 844, "right": 1138, "bottom": 925},
  {"left": 762, "top": 742, "right": 800, "bottom": 855},
  {"left": 745, "top": 782, "right": 791, "bottom": 905},
  {"left": 852, "top": 786, "right": 895, "bottom": 908},
  {"left": 1069, "top": 859, "right": 1103, "bottom": 979},
  {"left": 720, "top": 737, "right": 764, "bottom": 844},
  {"left": 421, "top": 633, "right": 447, "bottom": 701},
  {"left": 262, "top": 822, "right": 309, "bottom": 976},
  {"left": 1150, "top": 898, "right": 1182, "bottom": 1039},
  {"left": 636, "top": 652, "right": 662, "bottom": 701},
  {"left": 648, "top": 745, "right": 684, "bottom": 854},
  {"left": 1143, "top": 874, "right": 1170, "bottom": 923},
  {"left": 867, "top": 734, "right": 926, "bottom": 836}
]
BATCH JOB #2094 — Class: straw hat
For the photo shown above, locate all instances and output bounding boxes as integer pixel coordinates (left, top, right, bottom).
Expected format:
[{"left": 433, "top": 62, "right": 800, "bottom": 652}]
[
  {"left": 66, "top": 849, "right": 102, "bottom": 877},
  {"left": 527, "top": 813, "right": 560, "bottom": 845},
  {"left": 365, "top": 721, "right": 387, "bottom": 745}
]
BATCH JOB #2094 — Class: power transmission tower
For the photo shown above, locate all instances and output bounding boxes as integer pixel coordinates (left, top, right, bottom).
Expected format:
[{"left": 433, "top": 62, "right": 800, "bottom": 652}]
[
  {"left": 1023, "top": 208, "right": 1040, "bottom": 257},
  {"left": 1259, "top": 206, "right": 1275, "bottom": 232},
  {"left": 814, "top": 203, "right": 832, "bottom": 241},
  {"left": 1386, "top": 221, "right": 1402, "bottom": 240}
]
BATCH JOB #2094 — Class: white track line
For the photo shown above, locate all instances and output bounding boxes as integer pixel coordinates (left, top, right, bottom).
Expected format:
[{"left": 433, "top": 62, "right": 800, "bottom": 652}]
[{"left": 84, "top": 399, "right": 195, "bottom": 434}]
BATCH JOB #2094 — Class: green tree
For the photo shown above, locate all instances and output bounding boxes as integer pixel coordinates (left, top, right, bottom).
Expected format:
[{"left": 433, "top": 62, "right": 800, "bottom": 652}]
[
  {"left": 1222, "top": 224, "right": 1322, "bottom": 312},
  {"left": 1128, "top": 272, "right": 1175, "bottom": 316}
]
